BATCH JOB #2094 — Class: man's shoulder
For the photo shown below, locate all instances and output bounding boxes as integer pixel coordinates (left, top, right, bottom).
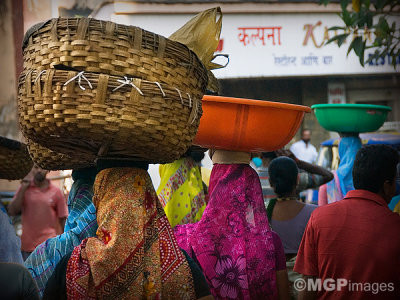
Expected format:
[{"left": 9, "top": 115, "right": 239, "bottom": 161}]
[
  {"left": 311, "top": 197, "right": 400, "bottom": 225},
  {"left": 48, "top": 182, "right": 62, "bottom": 191},
  {"left": 309, "top": 143, "right": 317, "bottom": 151},
  {"left": 47, "top": 183, "right": 65, "bottom": 198},
  {"left": 290, "top": 141, "right": 303, "bottom": 148},
  {"left": 309, "top": 201, "right": 345, "bottom": 220}
]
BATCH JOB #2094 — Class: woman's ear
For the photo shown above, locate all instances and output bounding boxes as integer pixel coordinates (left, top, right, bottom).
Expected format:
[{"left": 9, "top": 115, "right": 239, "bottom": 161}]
[
  {"left": 209, "top": 149, "right": 215, "bottom": 160},
  {"left": 383, "top": 178, "right": 396, "bottom": 203}
]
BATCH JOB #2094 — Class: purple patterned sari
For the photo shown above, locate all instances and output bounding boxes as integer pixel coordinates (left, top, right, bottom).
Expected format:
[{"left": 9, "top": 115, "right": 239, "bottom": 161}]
[{"left": 174, "top": 164, "right": 277, "bottom": 299}]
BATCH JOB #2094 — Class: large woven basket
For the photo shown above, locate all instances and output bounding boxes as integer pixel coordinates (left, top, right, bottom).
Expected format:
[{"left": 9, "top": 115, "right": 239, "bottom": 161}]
[
  {"left": 18, "top": 69, "right": 203, "bottom": 163},
  {"left": 23, "top": 18, "right": 208, "bottom": 94},
  {"left": 0, "top": 137, "right": 33, "bottom": 180},
  {"left": 27, "top": 139, "right": 95, "bottom": 170}
]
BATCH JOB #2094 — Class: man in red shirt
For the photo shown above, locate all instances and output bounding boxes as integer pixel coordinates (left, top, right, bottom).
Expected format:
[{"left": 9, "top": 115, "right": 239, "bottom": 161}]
[
  {"left": 8, "top": 165, "right": 68, "bottom": 260},
  {"left": 294, "top": 144, "right": 400, "bottom": 300}
]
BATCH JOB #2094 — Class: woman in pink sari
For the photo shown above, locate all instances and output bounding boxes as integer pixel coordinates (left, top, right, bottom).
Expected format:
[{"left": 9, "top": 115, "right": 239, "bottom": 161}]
[{"left": 175, "top": 150, "right": 290, "bottom": 300}]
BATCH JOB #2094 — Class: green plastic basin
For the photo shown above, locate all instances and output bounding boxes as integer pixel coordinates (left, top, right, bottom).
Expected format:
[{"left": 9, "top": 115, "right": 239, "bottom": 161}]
[{"left": 311, "top": 104, "right": 391, "bottom": 133}]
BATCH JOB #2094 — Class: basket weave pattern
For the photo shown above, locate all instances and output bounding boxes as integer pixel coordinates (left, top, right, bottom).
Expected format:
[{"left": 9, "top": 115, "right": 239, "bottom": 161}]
[
  {"left": 23, "top": 18, "right": 208, "bottom": 94},
  {"left": 0, "top": 144, "right": 33, "bottom": 180},
  {"left": 18, "top": 69, "right": 203, "bottom": 163},
  {"left": 27, "top": 139, "right": 95, "bottom": 170}
]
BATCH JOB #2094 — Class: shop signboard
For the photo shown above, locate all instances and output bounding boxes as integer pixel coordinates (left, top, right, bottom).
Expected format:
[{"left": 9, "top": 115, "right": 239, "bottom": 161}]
[
  {"left": 328, "top": 82, "right": 346, "bottom": 104},
  {"left": 93, "top": 9, "right": 399, "bottom": 78}
]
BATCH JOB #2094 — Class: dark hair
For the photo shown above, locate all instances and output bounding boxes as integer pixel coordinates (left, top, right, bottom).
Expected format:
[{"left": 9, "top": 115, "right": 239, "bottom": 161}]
[
  {"left": 261, "top": 152, "right": 277, "bottom": 160},
  {"left": 183, "top": 147, "right": 206, "bottom": 163},
  {"left": 95, "top": 160, "right": 149, "bottom": 173},
  {"left": 353, "top": 145, "right": 399, "bottom": 193},
  {"left": 190, "top": 150, "right": 205, "bottom": 163},
  {"left": 268, "top": 157, "right": 298, "bottom": 197},
  {"left": 72, "top": 166, "right": 98, "bottom": 183}
]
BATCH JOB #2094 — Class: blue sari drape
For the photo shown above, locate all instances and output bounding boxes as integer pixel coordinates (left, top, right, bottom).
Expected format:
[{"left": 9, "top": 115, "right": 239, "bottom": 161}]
[{"left": 24, "top": 172, "right": 97, "bottom": 297}]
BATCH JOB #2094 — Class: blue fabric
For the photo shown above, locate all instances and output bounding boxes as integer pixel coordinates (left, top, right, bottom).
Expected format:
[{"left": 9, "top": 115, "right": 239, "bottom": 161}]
[
  {"left": 24, "top": 177, "right": 97, "bottom": 297},
  {"left": 336, "top": 136, "right": 362, "bottom": 197},
  {"left": 252, "top": 157, "right": 262, "bottom": 168},
  {"left": 389, "top": 195, "right": 400, "bottom": 211},
  {"left": 0, "top": 203, "right": 23, "bottom": 264}
]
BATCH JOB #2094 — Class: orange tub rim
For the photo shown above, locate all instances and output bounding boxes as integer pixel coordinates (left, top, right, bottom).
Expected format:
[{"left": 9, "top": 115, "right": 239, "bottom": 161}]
[{"left": 202, "top": 95, "right": 311, "bottom": 113}]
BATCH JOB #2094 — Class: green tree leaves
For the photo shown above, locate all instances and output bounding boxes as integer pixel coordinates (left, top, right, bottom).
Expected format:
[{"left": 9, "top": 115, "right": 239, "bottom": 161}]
[{"left": 322, "top": 0, "right": 400, "bottom": 67}]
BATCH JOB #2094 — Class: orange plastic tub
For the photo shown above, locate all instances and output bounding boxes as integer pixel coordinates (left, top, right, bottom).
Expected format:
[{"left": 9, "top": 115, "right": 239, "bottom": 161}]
[{"left": 193, "top": 95, "right": 311, "bottom": 152}]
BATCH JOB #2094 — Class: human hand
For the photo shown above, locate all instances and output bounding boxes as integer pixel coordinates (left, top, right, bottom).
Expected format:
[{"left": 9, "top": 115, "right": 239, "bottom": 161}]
[
  {"left": 339, "top": 132, "right": 359, "bottom": 138},
  {"left": 275, "top": 149, "right": 298, "bottom": 161},
  {"left": 20, "top": 178, "right": 31, "bottom": 190}
]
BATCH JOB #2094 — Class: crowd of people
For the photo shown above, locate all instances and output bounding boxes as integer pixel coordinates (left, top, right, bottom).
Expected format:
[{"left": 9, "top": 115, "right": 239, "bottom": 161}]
[{"left": 1, "top": 128, "right": 400, "bottom": 300}]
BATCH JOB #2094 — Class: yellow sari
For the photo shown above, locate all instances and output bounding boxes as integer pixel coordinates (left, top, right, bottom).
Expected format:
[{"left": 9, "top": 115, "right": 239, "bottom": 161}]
[
  {"left": 157, "top": 157, "right": 206, "bottom": 228},
  {"left": 394, "top": 201, "right": 400, "bottom": 214}
]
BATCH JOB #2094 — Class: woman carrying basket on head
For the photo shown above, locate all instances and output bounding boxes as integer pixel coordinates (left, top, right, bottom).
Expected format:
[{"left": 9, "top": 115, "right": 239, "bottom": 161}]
[
  {"left": 174, "top": 150, "right": 291, "bottom": 300},
  {"left": 43, "top": 160, "right": 213, "bottom": 300}
]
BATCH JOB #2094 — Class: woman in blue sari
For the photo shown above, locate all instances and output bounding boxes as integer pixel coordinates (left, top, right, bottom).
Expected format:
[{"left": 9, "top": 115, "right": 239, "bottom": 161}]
[
  {"left": 318, "top": 134, "right": 362, "bottom": 205},
  {"left": 24, "top": 167, "right": 98, "bottom": 297}
]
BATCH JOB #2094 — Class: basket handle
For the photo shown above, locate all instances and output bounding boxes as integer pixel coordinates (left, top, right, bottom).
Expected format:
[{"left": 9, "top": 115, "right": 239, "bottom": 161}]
[
  {"left": 105, "top": 21, "right": 115, "bottom": 36},
  {"left": 130, "top": 78, "right": 142, "bottom": 102},
  {"left": 76, "top": 18, "right": 89, "bottom": 40},
  {"left": 50, "top": 19, "right": 58, "bottom": 42},
  {"left": 133, "top": 27, "right": 142, "bottom": 50},
  {"left": 95, "top": 74, "right": 109, "bottom": 104},
  {"left": 43, "top": 69, "right": 55, "bottom": 97},
  {"left": 187, "top": 96, "right": 199, "bottom": 125},
  {"left": 209, "top": 54, "right": 229, "bottom": 70},
  {"left": 25, "top": 71, "right": 33, "bottom": 97},
  {"left": 65, "top": 71, "right": 77, "bottom": 95},
  {"left": 34, "top": 72, "right": 42, "bottom": 99},
  {"left": 157, "top": 36, "right": 166, "bottom": 59}
]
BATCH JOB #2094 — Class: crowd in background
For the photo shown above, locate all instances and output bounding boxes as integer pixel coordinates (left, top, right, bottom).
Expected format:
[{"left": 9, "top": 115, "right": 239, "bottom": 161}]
[{"left": 1, "top": 129, "right": 400, "bottom": 300}]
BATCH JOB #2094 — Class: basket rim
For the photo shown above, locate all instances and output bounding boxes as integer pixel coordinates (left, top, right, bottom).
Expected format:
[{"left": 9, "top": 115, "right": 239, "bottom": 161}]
[
  {"left": 0, "top": 136, "right": 24, "bottom": 151},
  {"left": 27, "top": 139, "right": 96, "bottom": 170},
  {"left": 0, "top": 137, "right": 33, "bottom": 180},
  {"left": 22, "top": 17, "right": 208, "bottom": 74}
]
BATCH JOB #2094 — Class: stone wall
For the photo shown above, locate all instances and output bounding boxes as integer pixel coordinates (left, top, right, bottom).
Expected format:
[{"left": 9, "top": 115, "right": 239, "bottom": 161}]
[
  {"left": 0, "top": 0, "right": 19, "bottom": 140},
  {"left": 0, "top": 0, "right": 21, "bottom": 191}
]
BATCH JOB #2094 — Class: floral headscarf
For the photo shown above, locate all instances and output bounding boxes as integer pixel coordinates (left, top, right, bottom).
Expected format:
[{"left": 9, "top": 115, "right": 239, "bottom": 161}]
[
  {"left": 175, "top": 164, "right": 277, "bottom": 299},
  {"left": 157, "top": 157, "right": 206, "bottom": 227},
  {"left": 66, "top": 168, "right": 196, "bottom": 299}
]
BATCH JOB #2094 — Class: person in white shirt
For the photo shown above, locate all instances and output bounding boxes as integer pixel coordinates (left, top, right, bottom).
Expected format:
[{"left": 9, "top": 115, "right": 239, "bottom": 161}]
[{"left": 290, "top": 129, "right": 318, "bottom": 164}]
